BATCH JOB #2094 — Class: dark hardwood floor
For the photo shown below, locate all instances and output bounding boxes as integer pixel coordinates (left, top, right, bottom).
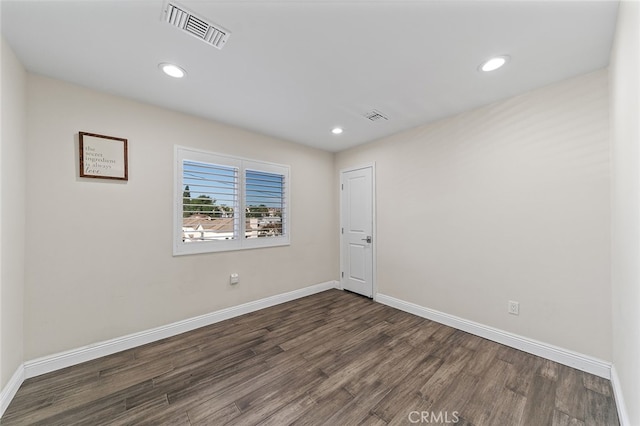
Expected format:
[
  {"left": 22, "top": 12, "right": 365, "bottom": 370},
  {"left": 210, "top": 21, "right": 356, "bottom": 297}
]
[{"left": 2, "top": 289, "right": 619, "bottom": 425}]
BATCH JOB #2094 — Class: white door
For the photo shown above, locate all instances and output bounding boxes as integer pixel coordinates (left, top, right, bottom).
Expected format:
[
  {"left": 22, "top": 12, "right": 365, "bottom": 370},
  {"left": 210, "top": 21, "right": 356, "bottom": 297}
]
[{"left": 341, "top": 166, "right": 374, "bottom": 298}]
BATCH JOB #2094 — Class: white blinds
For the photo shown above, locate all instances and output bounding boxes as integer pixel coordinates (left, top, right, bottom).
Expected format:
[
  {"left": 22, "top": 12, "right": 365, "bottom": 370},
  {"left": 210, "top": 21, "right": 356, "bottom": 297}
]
[
  {"left": 245, "top": 169, "right": 286, "bottom": 238},
  {"left": 182, "top": 160, "right": 238, "bottom": 241}
]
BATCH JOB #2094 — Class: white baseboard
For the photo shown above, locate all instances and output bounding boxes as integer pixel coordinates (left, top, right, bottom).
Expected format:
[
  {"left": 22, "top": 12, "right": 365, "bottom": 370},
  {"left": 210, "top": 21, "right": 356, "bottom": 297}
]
[
  {"left": 22, "top": 280, "right": 338, "bottom": 380},
  {"left": 2, "top": 283, "right": 620, "bottom": 420},
  {"left": 0, "top": 364, "right": 25, "bottom": 418},
  {"left": 610, "top": 365, "right": 630, "bottom": 426},
  {"left": 376, "top": 293, "right": 612, "bottom": 379}
]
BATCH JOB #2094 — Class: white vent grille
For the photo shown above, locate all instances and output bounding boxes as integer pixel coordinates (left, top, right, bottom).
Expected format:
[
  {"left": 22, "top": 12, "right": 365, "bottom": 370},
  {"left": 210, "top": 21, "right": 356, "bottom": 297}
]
[
  {"left": 364, "top": 109, "right": 389, "bottom": 121},
  {"left": 164, "top": 2, "right": 230, "bottom": 49}
]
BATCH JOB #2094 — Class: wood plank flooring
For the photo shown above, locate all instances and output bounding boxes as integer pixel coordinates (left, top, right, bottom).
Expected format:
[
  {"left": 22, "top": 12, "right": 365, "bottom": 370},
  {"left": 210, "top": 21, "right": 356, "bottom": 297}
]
[{"left": 1, "top": 289, "right": 619, "bottom": 425}]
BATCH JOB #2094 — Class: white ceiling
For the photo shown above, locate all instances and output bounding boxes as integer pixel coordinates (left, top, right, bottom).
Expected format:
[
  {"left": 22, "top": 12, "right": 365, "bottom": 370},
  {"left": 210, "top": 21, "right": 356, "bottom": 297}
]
[{"left": 1, "top": 0, "right": 619, "bottom": 152}]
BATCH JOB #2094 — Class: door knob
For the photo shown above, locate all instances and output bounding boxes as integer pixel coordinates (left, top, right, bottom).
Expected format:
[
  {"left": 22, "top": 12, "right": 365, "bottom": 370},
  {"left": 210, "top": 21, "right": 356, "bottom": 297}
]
[{"left": 362, "top": 236, "right": 372, "bottom": 243}]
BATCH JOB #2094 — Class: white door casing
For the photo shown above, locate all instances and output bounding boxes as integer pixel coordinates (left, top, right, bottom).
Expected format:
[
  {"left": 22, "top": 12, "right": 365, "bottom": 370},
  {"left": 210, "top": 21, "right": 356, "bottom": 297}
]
[{"left": 340, "top": 165, "right": 375, "bottom": 298}]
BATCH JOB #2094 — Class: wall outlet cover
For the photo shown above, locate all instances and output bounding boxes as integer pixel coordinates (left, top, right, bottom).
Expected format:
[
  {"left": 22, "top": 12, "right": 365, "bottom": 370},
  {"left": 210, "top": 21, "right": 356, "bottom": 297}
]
[{"left": 508, "top": 300, "right": 520, "bottom": 315}]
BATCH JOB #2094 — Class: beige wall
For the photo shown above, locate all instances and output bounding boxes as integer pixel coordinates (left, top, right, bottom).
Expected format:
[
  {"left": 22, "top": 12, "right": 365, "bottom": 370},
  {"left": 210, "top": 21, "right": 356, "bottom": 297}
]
[
  {"left": 24, "top": 74, "right": 337, "bottom": 360},
  {"left": 610, "top": 1, "right": 640, "bottom": 424},
  {"left": 0, "top": 37, "right": 27, "bottom": 388},
  {"left": 336, "top": 70, "right": 612, "bottom": 360}
]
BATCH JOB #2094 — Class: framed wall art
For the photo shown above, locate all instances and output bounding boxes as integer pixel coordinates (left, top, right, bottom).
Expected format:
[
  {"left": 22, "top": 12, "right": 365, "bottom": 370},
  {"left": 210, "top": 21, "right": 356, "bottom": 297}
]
[{"left": 79, "top": 132, "right": 128, "bottom": 181}]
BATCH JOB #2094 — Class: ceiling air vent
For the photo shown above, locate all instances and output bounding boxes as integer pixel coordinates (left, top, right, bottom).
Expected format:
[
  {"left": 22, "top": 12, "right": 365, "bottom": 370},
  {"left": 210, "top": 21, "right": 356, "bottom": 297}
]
[
  {"left": 163, "top": 2, "right": 230, "bottom": 49},
  {"left": 363, "top": 109, "right": 389, "bottom": 122}
]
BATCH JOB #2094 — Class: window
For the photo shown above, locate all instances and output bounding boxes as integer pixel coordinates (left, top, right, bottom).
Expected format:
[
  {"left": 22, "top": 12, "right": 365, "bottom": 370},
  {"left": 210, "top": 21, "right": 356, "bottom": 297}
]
[{"left": 174, "top": 146, "right": 289, "bottom": 255}]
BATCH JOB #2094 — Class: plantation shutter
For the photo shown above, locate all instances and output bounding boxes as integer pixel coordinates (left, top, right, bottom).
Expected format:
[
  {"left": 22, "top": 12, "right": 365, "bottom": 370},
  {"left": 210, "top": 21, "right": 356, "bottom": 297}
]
[
  {"left": 244, "top": 169, "right": 286, "bottom": 239},
  {"left": 182, "top": 160, "right": 238, "bottom": 241}
]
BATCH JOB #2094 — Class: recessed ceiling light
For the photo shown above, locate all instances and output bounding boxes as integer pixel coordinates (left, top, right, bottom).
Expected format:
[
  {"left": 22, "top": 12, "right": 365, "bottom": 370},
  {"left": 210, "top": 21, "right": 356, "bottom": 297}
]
[
  {"left": 331, "top": 127, "right": 343, "bottom": 135},
  {"left": 159, "top": 63, "right": 186, "bottom": 78},
  {"left": 480, "top": 55, "right": 510, "bottom": 72}
]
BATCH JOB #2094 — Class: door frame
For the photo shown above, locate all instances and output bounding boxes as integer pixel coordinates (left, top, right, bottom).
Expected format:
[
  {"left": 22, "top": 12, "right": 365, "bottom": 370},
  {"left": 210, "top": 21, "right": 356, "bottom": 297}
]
[{"left": 339, "top": 163, "right": 377, "bottom": 300}]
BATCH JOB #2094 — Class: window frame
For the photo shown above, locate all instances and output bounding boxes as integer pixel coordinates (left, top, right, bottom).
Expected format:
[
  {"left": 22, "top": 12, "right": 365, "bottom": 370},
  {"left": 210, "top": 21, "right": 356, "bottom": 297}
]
[{"left": 174, "top": 146, "right": 290, "bottom": 256}]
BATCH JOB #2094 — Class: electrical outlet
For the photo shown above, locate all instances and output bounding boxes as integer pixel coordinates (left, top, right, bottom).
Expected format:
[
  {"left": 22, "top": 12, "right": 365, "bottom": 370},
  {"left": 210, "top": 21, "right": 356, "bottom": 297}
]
[
  {"left": 230, "top": 273, "right": 239, "bottom": 285},
  {"left": 508, "top": 300, "right": 519, "bottom": 315}
]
